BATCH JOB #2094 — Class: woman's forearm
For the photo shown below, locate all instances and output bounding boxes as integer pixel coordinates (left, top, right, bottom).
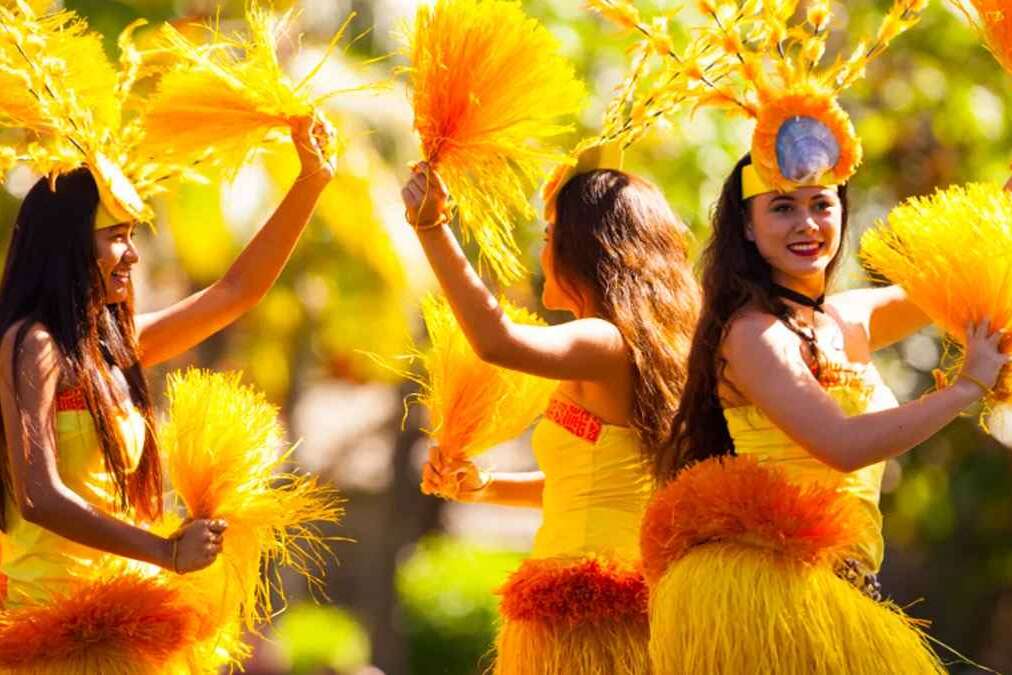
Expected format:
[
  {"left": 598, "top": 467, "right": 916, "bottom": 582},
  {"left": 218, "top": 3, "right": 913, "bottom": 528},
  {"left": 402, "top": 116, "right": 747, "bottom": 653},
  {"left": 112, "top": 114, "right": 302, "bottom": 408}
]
[
  {"left": 21, "top": 485, "right": 171, "bottom": 568},
  {"left": 471, "top": 471, "right": 544, "bottom": 508}
]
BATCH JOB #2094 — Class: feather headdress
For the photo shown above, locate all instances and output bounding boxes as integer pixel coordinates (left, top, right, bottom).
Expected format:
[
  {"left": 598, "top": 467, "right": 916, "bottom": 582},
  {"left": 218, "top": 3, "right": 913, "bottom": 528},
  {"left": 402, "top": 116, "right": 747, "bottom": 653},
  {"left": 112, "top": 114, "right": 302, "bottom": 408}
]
[
  {"left": 589, "top": 0, "right": 927, "bottom": 194},
  {"left": 0, "top": 2, "right": 205, "bottom": 223},
  {"left": 861, "top": 182, "right": 1012, "bottom": 408},
  {"left": 141, "top": 3, "right": 368, "bottom": 175},
  {"left": 405, "top": 0, "right": 586, "bottom": 283},
  {"left": 952, "top": 1, "right": 1012, "bottom": 75}
]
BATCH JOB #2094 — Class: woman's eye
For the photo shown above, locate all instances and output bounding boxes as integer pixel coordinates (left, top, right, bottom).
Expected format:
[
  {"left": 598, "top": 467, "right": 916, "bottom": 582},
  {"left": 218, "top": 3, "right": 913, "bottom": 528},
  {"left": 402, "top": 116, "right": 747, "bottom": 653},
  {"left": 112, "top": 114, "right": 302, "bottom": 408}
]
[{"left": 773, "top": 204, "right": 792, "bottom": 214}]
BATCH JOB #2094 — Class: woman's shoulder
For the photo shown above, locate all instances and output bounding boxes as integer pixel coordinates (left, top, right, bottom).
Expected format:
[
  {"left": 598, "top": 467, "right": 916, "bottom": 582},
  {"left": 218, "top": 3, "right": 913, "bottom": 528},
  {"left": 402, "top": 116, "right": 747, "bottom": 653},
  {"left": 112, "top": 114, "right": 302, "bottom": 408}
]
[
  {"left": 0, "top": 320, "right": 64, "bottom": 382},
  {"left": 723, "top": 307, "right": 797, "bottom": 354}
]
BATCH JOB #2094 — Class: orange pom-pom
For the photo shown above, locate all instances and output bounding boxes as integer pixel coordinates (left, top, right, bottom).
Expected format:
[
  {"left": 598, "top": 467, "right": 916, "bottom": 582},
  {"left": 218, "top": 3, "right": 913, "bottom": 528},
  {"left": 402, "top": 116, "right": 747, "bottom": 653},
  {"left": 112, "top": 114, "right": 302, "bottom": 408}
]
[
  {"left": 640, "top": 456, "right": 867, "bottom": 586},
  {"left": 498, "top": 558, "right": 647, "bottom": 625}
]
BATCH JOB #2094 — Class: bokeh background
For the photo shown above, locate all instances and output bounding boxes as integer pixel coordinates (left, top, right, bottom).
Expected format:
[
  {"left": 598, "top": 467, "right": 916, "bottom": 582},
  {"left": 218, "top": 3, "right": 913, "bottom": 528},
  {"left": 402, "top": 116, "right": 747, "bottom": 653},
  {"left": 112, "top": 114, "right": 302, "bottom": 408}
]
[{"left": 2, "top": 0, "right": 1011, "bottom": 672}]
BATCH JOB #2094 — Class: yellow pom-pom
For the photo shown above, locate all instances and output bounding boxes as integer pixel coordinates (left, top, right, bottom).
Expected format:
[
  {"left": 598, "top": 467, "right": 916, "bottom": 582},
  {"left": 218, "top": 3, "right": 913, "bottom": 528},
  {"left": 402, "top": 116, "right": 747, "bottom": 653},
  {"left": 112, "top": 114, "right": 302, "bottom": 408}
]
[
  {"left": 159, "top": 369, "right": 342, "bottom": 633},
  {"left": 406, "top": 0, "right": 586, "bottom": 283},
  {"left": 413, "top": 294, "right": 557, "bottom": 459},
  {"left": 861, "top": 182, "right": 1012, "bottom": 402},
  {"left": 142, "top": 4, "right": 354, "bottom": 173}
]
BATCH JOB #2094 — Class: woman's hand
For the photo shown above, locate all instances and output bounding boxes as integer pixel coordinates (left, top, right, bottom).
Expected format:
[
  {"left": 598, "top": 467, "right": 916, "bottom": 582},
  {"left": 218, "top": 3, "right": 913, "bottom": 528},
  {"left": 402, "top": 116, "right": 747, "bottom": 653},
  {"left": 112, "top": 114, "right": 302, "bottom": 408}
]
[
  {"left": 401, "top": 161, "right": 449, "bottom": 229},
  {"left": 170, "top": 518, "right": 228, "bottom": 574},
  {"left": 421, "top": 446, "right": 488, "bottom": 502},
  {"left": 959, "top": 319, "right": 1011, "bottom": 396},
  {"left": 291, "top": 113, "right": 337, "bottom": 184}
]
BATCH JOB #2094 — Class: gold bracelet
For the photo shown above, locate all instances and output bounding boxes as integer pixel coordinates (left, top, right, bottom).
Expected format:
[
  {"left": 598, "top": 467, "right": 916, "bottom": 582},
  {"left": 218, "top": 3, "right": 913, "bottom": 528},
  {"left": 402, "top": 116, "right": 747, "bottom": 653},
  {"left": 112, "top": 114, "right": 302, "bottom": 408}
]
[
  {"left": 958, "top": 372, "right": 992, "bottom": 396},
  {"left": 409, "top": 209, "right": 451, "bottom": 232}
]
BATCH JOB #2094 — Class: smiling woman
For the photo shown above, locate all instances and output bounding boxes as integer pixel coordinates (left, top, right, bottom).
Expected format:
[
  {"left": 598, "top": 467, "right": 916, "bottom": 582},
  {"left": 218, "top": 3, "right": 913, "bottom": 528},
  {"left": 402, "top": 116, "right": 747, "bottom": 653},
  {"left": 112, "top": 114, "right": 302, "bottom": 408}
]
[{"left": 0, "top": 115, "right": 335, "bottom": 672}]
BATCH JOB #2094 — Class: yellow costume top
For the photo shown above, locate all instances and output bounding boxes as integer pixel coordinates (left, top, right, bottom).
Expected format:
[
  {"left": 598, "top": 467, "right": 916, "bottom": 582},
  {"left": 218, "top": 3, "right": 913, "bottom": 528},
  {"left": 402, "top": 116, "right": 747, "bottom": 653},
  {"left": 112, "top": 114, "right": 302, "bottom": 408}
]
[
  {"left": 1, "top": 389, "right": 146, "bottom": 605},
  {"left": 723, "top": 371, "right": 895, "bottom": 571},
  {"left": 530, "top": 396, "right": 652, "bottom": 562}
]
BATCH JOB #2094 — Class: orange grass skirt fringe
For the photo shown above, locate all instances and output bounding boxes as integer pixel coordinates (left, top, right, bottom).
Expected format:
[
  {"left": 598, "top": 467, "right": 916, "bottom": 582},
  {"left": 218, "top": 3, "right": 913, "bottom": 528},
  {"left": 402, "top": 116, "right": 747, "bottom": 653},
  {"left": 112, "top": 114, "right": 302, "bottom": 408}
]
[{"left": 492, "top": 557, "right": 649, "bottom": 675}]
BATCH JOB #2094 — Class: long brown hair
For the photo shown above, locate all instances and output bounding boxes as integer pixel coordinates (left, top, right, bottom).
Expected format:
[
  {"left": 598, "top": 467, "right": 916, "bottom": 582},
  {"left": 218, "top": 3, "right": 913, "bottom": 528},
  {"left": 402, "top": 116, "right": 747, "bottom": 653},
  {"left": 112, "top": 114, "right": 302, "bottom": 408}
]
[
  {"left": 0, "top": 168, "right": 162, "bottom": 530},
  {"left": 553, "top": 170, "right": 700, "bottom": 471},
  {"left": 657, "top": 154, "right": 849, "bottom": 481}
]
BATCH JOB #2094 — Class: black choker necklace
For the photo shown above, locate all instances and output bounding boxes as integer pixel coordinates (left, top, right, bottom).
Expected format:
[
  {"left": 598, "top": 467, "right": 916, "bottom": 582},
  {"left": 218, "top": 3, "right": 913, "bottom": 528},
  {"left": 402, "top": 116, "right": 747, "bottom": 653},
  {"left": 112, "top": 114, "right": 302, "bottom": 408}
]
[{"left": 772, "top": 283, "right": 825, "bottom": 313}]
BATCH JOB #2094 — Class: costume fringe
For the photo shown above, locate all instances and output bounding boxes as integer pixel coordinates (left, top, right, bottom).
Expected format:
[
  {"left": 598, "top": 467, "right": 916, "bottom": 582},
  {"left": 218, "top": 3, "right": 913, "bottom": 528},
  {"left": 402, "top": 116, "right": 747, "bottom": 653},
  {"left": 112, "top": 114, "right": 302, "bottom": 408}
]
[
  {"left": 0, "top": 567, "right": 209, "bottom": 675},
  {"left": 861, "top": 182, "right": 1012, "bottom": 403},
  {"left": 409, "top": 294, "right": 556, "bottom": 461},
  {"left": 142, "top": 3, "right": 360, "bottom": 173},
  {"left": 953, "top": 1, "right": 1012, "bottom": 74},
  {"left": 643, "top": 456, "right": 946, "bottom": 675},
  {"left": 159, "top": 368, "right": 342, "bottom": 633},
  {"left": 493, "top": 557, "right": 648, "bottom": 675},
  {"left": 406, "top": 0, "right": 585, "bottom": 282}
]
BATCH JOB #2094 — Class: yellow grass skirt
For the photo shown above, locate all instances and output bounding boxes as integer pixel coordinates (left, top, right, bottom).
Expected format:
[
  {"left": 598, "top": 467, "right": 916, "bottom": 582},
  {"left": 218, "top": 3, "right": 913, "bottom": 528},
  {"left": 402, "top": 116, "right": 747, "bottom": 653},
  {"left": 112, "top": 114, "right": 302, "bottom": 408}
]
[{"left": 641, "top": 456, "right": 946, "bottom": 675}]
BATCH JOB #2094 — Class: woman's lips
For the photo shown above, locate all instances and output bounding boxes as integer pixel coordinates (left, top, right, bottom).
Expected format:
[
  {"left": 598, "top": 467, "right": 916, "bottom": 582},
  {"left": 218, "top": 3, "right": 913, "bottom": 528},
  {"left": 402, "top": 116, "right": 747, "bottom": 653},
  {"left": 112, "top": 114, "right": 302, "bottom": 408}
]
[{"left": 787, "top": 241, "right": 823, "bottom": 258}]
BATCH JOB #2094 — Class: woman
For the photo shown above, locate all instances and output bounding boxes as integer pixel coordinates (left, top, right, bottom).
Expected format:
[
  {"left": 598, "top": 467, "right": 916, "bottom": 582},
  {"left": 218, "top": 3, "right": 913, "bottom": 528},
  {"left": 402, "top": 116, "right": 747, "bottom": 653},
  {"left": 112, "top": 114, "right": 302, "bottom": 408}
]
[
  {"left": 401, "top": 157, "right": 699, "bottom": 675},
  {"left": 0, "top": 117, "right": 332, "bottom": 603},
  {"left": 642, "top": 153, "right": 1008, "bottom": 674}
]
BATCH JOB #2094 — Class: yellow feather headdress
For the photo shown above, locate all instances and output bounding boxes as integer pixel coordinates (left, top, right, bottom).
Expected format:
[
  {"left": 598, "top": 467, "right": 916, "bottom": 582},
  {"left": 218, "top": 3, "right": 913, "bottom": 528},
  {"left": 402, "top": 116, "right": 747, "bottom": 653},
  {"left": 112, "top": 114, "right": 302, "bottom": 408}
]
[
  {"left": 952, "top": 1, "right": 1012, "bottom": 75},
  {"left": 141, "top": 3, "right": 368, "bottom": 175},
  {"left": 0, "top": 2, "right": 204, "bottom": 224},
  {"left": 590, "top": 0, "right": 927, "bottom": 194},
  {"left": 405, "top": 0, "right": 586, "bottom": 283}
]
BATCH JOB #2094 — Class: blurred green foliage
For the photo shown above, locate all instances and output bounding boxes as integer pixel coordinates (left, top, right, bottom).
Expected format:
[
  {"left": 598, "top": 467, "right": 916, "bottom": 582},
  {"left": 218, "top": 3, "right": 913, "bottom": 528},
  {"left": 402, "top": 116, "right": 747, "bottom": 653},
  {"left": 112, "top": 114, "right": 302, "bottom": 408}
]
[
  {"left": 396, "top": 536, "right": 523, "bottom": 675},
  {"left": 274, "top": 604, "right": 372, "bottom": 674}
]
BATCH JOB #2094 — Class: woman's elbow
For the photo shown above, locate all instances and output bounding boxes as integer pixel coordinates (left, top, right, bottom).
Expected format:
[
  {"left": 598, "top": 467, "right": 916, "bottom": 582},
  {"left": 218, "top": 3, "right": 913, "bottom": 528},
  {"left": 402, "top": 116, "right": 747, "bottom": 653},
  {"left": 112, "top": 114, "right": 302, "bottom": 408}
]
[{"left": 16, "top": 486, "right": 59, "bottom": 525}]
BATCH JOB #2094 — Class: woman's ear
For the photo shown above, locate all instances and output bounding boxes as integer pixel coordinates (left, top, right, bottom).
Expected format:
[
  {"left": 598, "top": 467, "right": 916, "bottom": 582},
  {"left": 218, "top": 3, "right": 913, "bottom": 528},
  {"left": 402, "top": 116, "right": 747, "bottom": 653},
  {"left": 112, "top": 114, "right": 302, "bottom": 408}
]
[{"left": 744, "top": 220, "right": 756, "bottom": 242}]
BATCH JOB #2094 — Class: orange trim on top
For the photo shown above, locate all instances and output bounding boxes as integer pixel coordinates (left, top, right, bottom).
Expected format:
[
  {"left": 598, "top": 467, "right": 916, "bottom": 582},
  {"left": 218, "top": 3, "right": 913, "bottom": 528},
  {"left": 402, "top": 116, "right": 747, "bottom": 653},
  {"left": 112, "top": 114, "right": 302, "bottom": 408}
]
[
  {"left": 545, "top": 398, "right": 603, "bottom": 444},
  {"left": 55, "top": 388, "right": 87, "bottom": 412}
]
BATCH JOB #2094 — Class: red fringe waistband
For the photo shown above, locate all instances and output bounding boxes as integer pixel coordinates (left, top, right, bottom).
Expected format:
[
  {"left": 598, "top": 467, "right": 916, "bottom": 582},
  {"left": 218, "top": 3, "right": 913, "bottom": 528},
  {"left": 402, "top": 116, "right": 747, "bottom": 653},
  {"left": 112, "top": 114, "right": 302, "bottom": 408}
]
[
  {"left": 498, "top": 557, "right": 647, "bottom": 625},
  {"left": 640, "top": 456, "right": 866, "bottom": 586}
]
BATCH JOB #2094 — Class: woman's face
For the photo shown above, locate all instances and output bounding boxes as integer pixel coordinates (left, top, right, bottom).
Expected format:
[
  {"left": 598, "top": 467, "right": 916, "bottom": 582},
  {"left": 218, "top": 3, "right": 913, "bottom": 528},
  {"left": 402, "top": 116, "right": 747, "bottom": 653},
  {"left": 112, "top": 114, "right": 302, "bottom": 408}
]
[
  {"left": 94, "top": 222, "right": 139, "bottom": 304},
  {"left": 539, "top": 221, "right": 582, "bottom": 314},
  {"left": 746, "top": 186, "right": 842, "bottom": 293}
]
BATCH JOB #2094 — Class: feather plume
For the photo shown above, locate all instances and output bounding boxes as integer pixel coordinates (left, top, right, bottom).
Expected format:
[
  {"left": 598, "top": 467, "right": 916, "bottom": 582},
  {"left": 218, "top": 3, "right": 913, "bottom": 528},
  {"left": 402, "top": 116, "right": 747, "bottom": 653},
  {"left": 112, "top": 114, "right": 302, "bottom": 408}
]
[
  {"left": 405, "top": 294, "right": 557, "bottom": 460},
  {"left": 159, "top": 368, "right": 342, "bottom": 633},
  {"left": 861, "top": 182, "right": 1012, "bottom": 406},
  {"left": 589, "top": 0, "right": 926, "bottom": 191},
  {"left": 141, "top": 4, "right": 363, "bottom": 174},
  {"left": 952, "top": 0, "right": 1012, "bottom": 74},
  {"left": 406, "top": 0, "right": 585, "bottom": 283}
]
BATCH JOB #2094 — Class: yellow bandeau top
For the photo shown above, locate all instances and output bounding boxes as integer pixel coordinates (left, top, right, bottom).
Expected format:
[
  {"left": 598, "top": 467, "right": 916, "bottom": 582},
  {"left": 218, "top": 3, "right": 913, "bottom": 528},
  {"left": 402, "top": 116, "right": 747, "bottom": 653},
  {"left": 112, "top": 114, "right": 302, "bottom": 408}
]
[
  {"left": 1, "top": 389, "right": 147, "bottom": 606},
  {"left": 723, "top": 368, "right": 896, "bottom": 572},
  {"left": 531, "top": 395, "right": 653, "bottom": 562}
]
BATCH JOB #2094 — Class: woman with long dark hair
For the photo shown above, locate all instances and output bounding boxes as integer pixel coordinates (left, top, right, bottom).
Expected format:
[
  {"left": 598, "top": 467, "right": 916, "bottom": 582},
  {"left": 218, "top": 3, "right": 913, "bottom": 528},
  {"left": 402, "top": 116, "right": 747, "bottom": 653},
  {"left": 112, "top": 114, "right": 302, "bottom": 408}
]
[
  {"left": 400, "top": 154, "right": 699, "bottom": 674},
  {"left": 642, "top": 153, "right": 1008, "bottom": 673},
  {"left": 0, "top": 116, "right": 333, "bottom": 607}
]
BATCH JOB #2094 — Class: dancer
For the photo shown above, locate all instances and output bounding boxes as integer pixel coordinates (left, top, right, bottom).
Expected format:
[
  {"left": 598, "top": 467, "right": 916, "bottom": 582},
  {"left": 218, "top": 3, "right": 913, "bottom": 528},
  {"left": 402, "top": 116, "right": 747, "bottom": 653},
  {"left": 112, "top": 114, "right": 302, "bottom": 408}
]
[
  {"left": 401, "top": 146, "right": 699, "bottom": 674},
  {"left": 621, "top": 2, "right": 1008, "bottom": 671}
]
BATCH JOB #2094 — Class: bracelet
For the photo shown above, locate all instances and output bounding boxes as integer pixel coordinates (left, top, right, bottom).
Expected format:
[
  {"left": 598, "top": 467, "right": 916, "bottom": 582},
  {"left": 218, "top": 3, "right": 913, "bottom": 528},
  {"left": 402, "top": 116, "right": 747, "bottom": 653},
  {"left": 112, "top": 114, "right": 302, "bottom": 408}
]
[
  {"left": 408, "top": 208, "right": 451, "bottom": 232},
  {"left": 958, "top": 371, "right": 992, "bottom": 396}
]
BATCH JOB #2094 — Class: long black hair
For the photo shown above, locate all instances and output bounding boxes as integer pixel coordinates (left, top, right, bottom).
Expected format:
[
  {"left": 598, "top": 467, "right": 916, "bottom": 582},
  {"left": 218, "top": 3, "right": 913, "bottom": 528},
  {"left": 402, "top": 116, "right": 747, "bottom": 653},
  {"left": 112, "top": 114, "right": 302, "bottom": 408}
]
[{"left": 0, "top": 168, "right": 161, "bottom": 529}]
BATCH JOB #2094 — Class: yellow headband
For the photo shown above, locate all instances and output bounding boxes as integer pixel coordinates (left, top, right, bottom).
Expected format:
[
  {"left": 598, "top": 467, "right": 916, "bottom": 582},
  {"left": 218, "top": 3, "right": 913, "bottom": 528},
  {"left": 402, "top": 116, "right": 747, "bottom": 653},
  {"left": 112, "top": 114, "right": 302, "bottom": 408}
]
[
  {"left": 741, "top": 163, "right": 833, "bottom": 200},
  {"left": 90, "top": 152, "right": 146, "bottom": 229},
  {"left": 542, "top": 141, "right": 624, "bottom": 220}
]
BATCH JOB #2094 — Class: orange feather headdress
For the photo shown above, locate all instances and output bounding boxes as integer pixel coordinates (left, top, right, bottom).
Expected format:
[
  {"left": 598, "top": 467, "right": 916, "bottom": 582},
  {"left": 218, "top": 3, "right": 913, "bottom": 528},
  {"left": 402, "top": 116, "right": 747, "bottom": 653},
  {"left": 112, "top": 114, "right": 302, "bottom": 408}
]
[{"left": 589, "top": 0, "right": 927, "bottom": 195}]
